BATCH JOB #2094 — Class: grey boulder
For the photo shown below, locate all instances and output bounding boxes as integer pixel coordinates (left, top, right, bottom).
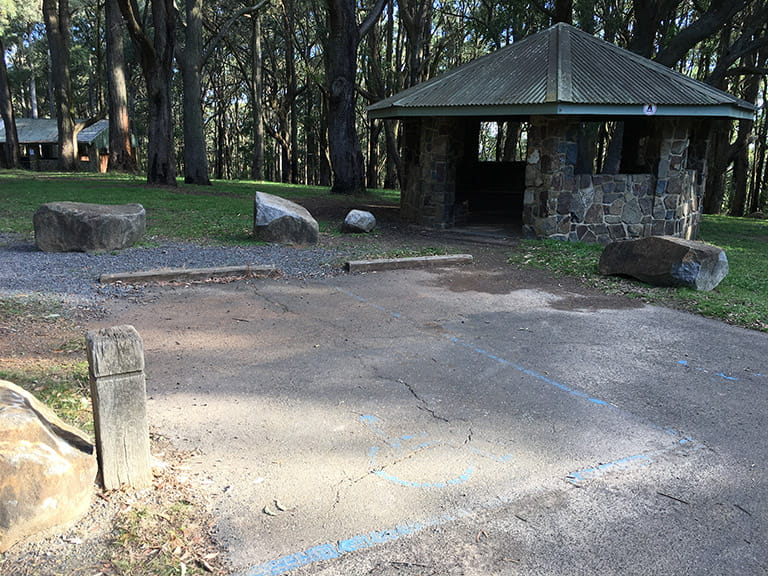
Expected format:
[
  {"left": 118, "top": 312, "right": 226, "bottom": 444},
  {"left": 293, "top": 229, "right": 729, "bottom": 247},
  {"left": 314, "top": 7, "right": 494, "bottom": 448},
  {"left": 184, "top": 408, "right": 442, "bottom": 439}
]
[
  {"left": 342, "top": 209, "right": 376, "bottom": 233},
  {"left": 599, "top": 235, "right": 728, "bottom": 291},
  {"left": 253, "top": 192, "right": 319, "bottom": 245},
  {"left": 0, "top": 380, "right": 97, "bottom": 552},
  {"left": 34, "top": 201, "right": 145, "bottom": 252}
]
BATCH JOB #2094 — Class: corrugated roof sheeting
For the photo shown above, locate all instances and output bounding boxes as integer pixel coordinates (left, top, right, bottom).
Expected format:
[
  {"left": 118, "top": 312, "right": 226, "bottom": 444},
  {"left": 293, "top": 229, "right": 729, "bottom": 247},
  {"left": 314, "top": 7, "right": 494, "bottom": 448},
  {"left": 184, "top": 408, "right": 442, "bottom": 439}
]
[
  {"left": 368, "top": 23, "right": 755, "bottom": 119},
  {"left": 0, "top": 118, "right": 109, "bottom": 144}
]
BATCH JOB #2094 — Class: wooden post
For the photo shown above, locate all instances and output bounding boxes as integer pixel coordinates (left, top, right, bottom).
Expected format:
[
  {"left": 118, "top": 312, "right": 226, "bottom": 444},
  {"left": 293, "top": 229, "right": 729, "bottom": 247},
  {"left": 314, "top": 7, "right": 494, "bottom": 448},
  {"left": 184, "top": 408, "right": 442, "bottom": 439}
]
[{"left": 86, "top": 325, "right": 152, "bottom": 490}]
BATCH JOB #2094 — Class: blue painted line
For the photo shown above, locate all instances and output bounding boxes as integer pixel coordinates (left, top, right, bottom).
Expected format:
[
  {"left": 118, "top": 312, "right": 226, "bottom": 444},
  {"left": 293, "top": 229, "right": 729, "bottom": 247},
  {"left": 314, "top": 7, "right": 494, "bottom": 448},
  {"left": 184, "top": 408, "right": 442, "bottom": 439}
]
[
  {"left": 240, "top": 512, "right": 471, "bottom": 576},
  {"left": 678, "top": 359, "right": 740, "bottom": 381},
  {"left": 567, "top": 437, "right": 694, "bottom": 485},
  {"left": 449, "top": 336, "right": 609, "bottom": 407},
  {"left": 374, "top": 467, "right": 475, "bottom": 489}
]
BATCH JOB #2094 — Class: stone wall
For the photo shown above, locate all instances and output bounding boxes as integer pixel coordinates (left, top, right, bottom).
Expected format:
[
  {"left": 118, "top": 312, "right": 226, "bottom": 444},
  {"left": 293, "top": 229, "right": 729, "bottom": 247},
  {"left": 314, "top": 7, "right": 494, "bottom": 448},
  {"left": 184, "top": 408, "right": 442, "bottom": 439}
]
[
  {"left": 401, "top": 117, "right": 469, "bottom": 228},
  {"left": 523, "top": 116, "right": 707, "bottom": 243},
  {"left": 400, "top": 114, "right": 709, "bottom": 242}
]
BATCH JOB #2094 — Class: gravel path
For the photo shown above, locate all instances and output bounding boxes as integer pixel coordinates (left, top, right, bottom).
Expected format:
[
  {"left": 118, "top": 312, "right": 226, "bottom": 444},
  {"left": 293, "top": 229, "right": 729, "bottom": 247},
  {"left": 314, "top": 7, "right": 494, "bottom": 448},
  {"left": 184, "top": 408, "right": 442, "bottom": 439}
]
[{"left": 0, "top": 233, "right": 353, "bottom": 305}]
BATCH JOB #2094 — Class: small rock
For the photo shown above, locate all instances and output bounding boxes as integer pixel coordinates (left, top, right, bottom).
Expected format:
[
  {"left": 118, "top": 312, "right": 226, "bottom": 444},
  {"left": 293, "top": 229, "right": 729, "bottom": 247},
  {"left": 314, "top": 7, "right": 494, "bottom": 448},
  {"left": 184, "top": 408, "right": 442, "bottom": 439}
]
[
  {"left": 599, "top": 235, "right": 728, "bottom": 291},
  {"left": 0, "top": 380, "right": 97, "bottom": 553},
  {"left": 342, "top": 209, "right": 376, "bottom": 233},
  {"left": 253, "top": 192, "right": 319, "bottom": 245}
]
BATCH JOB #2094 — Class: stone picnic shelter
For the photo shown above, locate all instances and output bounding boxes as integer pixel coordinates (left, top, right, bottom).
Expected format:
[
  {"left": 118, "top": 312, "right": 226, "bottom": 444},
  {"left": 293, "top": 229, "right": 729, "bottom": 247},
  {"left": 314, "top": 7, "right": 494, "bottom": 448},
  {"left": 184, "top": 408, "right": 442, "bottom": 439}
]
[{"left": 368, "top": 23, "right": 755, "bottom": 243}]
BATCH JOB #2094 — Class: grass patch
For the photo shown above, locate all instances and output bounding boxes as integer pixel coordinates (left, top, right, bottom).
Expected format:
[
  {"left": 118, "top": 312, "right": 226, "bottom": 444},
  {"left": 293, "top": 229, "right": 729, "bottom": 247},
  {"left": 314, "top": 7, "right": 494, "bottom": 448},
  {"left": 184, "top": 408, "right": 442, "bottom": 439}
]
[
  {"left": 509, "top": 215, "right": 768, "bottom": 332},
  {"left": 111, "top": 496, "right": 223, "bottom": 575},
  {"left": 0, "top": 170, "right": 398, "bottom": 244},
  {"left": 0, "top": 362, "right": 93, "bottom": 433}
]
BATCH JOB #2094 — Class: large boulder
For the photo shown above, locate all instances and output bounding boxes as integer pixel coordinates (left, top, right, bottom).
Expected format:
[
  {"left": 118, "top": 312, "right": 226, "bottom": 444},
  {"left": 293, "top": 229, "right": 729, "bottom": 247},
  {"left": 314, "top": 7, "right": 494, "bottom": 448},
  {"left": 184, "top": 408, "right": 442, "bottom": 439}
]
[
  {"left": 599, "top": 236, "right": 728, "bottom": 291},
  {"left": 0, "top": 380, "right": 97, "bottom": 552},
  {"left": 253, "top": 192, "right": 319, "bottom": 245},
  {"left": 34, "top": 201, "right": 145, "bottom": 252},
  {"left": 342, "top": 209, "right": 376, "bottom": 233}
]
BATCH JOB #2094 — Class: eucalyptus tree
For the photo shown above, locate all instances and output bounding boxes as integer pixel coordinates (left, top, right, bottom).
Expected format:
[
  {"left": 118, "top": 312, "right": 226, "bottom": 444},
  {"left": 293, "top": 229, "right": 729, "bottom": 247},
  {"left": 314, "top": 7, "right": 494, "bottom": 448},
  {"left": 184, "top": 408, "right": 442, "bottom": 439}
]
[
  {"left": 324, "top": 0, "right": 387, "bottom": 194},
  {"left": 42, "top": 0, "right": 81, "bottom": 170},
  {"left": 117, "top": 0, "right": 178, "bottom": 185},
  {"left": 106, "top": 0, "right": 137, "bottom": 172},
  {"left": 0, "top": 0, "right": 20, "bottom": 168}
]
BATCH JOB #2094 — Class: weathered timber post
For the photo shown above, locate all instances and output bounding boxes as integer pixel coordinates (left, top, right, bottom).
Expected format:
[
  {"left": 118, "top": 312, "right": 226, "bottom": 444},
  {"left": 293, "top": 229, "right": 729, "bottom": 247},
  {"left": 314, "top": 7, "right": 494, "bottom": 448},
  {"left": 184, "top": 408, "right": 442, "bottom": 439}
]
[{"left": 86, "top": 325, "right": 152, "bottom": 490}]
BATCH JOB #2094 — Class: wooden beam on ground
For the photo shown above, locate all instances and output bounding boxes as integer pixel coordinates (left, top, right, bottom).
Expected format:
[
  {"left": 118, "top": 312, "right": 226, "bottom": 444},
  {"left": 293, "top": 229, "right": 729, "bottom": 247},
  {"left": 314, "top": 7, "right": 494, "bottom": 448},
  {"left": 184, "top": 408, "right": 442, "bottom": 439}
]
[
  {"left": 99, "top": 264, "right": 276, "bottom": 284},
  {"left": 345, "top": 254, "right": 473, "bottom": 273}
]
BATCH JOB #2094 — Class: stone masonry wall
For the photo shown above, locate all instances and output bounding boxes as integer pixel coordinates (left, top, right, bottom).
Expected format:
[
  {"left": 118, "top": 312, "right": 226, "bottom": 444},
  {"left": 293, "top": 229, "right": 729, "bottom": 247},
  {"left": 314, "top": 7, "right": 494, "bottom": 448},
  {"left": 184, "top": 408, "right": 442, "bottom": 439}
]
[
  {"left": 401, "top": 117, "right": 468, "bottom": 228},
  {"left": 523, "top": 116, "right": 705, "bottom": 243}
]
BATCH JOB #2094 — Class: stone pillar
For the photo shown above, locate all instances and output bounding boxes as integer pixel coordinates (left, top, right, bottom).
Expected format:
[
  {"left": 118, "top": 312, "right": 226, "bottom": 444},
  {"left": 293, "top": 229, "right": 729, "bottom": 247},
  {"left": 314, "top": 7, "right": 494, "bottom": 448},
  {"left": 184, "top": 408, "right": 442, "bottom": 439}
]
[
  {"left": 652, "top": 118, "right": 702, "bottom": 239},
  {"left": 400, "top": 117, "right": 470, "bottom": 228},
  {"left": 86, "top": 325, "right": 152, "bottom": 490},
  {"left": 523, "top": 116, "right": 579, "bottom": 238}
]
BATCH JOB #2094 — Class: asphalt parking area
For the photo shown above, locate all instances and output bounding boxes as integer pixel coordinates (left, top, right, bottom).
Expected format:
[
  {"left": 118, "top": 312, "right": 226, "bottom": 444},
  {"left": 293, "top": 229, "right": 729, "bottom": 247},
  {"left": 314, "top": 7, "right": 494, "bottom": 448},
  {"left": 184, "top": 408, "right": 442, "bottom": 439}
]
[{"left": 99, "top": 265, "right": 768, "bottom": 575}]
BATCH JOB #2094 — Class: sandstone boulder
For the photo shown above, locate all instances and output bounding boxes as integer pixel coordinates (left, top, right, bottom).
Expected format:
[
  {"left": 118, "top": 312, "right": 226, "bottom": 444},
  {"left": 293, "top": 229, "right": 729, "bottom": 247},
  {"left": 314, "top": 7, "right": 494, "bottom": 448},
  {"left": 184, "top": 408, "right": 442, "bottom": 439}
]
[
  {"left": 34, "top": 201, "right": 145, "bottom": 252},
  {"left": 0, "top": 380, "right": 97, "bottom": 552},
  {"left": 342, "top": 209, "right": 376, "bottom": 233},
  {"left": 253, "top": 192, "right": 319, "bottom": 244},
  {"left": 599, "top": 236, "right": 728, "bottom": 291}
]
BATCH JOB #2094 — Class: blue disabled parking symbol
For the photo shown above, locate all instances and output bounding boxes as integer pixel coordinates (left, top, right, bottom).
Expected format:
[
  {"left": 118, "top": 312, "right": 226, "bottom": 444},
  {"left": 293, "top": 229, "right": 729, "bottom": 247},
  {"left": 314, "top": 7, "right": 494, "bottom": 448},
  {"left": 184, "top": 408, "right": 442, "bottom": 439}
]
[{"left": 359, "top": 414, "right": 511, "bottom": 489}]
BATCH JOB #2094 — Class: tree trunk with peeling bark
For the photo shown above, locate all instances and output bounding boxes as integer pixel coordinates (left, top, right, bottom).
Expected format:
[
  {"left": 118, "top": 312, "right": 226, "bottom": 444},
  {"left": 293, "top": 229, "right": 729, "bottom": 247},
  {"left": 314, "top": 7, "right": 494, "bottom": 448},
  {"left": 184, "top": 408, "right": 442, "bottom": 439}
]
[
  {"left": 117, "top": 0, "right": 177, "bottom": 185},
  {"left": 106, "top": 0, "right": 137, "bottom": 172},
  {"left": 0, "top": 37, "right": 19, "bottom": 169},
  {"left": 43, "top": 0, "right": 78, "bottom": 171}
]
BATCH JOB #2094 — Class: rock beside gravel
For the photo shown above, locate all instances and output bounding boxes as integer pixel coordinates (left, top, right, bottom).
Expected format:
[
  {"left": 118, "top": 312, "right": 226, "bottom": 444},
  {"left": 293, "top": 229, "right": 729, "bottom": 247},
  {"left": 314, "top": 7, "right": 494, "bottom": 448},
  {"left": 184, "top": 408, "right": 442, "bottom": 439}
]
[
  {"left": 0, "top": 380, "right": 97, "bottom": 553},
  {"left": 33, "top": 202, "right": 146, "bottom": 253},
  {"left": 253, "top": 192, "right": 319, "bottom": 245},
  {"left": 342, "top": 210, "right": 376, "bottom": 233}
]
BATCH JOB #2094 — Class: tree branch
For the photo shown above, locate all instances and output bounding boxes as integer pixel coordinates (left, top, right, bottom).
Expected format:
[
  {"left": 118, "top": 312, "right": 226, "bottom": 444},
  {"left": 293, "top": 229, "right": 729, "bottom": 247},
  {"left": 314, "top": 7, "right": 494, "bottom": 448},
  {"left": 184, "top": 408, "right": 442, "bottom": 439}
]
[
  {"left": 202, "top": 0, "right": 270, "bottom": 67},
  {"left": 655, "top": 0, "right": 750, "bottom": 67},
  {"left": 358, "top": 0, "right": 388, "bottom": 39}
]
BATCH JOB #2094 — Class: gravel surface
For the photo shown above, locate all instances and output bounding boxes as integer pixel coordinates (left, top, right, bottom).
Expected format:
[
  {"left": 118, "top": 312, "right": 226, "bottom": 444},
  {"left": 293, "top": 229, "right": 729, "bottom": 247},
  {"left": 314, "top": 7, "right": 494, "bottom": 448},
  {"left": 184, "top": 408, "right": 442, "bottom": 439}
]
[{"left": 0, "top": 233, "right": 353, "bottom": 305}]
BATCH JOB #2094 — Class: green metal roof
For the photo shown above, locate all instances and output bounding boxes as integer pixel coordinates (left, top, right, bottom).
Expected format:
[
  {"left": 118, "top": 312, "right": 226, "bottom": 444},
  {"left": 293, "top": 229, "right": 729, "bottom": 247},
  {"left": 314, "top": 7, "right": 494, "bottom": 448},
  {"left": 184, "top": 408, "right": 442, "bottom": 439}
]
[
  {"left": 368, "top": 23, "right": 756, "bottom": 120},
  {"left": 0, "top": 118, "right": 110, "bottom": 145}
]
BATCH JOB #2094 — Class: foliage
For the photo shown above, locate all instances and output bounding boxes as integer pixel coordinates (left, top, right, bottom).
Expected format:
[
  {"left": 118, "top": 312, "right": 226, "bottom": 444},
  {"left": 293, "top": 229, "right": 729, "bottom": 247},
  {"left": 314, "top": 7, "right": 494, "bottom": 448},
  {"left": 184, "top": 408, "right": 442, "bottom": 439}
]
[{"left": 509, "top": 215, "right": 768, "bottom": 332}]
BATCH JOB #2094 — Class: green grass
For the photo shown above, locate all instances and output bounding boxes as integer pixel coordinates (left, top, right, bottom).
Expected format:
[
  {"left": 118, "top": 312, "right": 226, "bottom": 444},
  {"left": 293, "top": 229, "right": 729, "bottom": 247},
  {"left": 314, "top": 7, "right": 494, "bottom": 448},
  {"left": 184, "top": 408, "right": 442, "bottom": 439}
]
[
  {"left": 0, "top": 362, "right": 93, "bottom": 433},
  {"left": 0, "top": 170, "right": 398, "bottom": 244},
  {"left": 509, "top": 215, "right": 768, "bottom": 332}
]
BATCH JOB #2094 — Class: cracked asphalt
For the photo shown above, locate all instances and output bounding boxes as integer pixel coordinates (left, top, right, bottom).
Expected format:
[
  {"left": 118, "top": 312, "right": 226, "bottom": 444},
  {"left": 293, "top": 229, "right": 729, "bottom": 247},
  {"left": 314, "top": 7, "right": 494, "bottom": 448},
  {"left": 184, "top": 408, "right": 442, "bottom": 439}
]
[{"left": 95, "top": 264, "right": 768, "bottom": 575}]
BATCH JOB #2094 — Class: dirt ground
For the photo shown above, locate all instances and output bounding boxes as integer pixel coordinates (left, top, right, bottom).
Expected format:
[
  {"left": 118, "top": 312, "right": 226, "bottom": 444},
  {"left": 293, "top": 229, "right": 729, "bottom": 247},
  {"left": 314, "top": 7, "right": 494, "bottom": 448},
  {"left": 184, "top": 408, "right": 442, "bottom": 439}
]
[{"left": 0, "top": 195, "right": 635, "bottom": 575}]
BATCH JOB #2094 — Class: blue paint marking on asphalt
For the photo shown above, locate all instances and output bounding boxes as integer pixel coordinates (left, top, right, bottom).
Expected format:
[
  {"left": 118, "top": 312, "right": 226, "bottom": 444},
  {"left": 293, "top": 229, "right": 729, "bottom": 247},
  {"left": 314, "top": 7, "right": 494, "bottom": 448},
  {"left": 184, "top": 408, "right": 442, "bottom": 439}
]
[
  {"left": 677, "top": 359, "right": 741, "bottom": 381},
  {"left": 240, "top": 513, "right": 471, "bottom": 576},
  {"left": 448, "top": 336, "right": 609, "bottom": 407},
  {"left": 360, "top": 414, "right": 490, "bottom": 489},
  {"left": 567, "top": 437, "right": 694, "bottom": 484}
]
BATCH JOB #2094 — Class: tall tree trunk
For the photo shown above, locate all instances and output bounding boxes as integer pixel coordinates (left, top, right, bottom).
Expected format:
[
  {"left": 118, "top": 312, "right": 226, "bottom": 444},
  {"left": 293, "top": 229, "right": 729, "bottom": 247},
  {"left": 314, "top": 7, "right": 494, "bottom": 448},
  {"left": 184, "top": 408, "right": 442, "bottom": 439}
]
[
  {"left": 0, "top": 37, "right": 20, "bottom": 169},
  {"left": 106, "top": 0, "right": 137, "bottom": 172},
  {"left": 750, "top": 87, "right": 767, "bottom": 214},
  {"left": 703, "top": 122, "right": 731, "bottom": 214},
  {"left": 29, "top": 77, "right": 38, "bottom": 119},
  {"left": 325, "top": 0, "right": 387, "bottom": 194},
  {"left": 178, "top": 0, "right": 211, "bottom": 185},
  {"left": 118, "top": 0, "right": 178, "bottom": 186},
  {"left": 728, "top": 64, "right": 760, "bottom": 216},
  {"left": 251, "top": 14, "right": 264, "bottom": 181},
  {"left": 43, "top": 0, "right": 78, "bottom": 171},
  {"left": 553, "top": 0, "right": 573, "bottom": 24}
]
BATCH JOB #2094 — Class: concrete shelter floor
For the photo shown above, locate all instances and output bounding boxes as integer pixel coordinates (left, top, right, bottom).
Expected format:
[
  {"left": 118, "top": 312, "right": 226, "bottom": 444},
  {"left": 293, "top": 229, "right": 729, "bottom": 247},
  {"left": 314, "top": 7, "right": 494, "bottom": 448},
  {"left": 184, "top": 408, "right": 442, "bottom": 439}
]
[{"left": 96, "top": 263, "right": 768, "bottom": 575}]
